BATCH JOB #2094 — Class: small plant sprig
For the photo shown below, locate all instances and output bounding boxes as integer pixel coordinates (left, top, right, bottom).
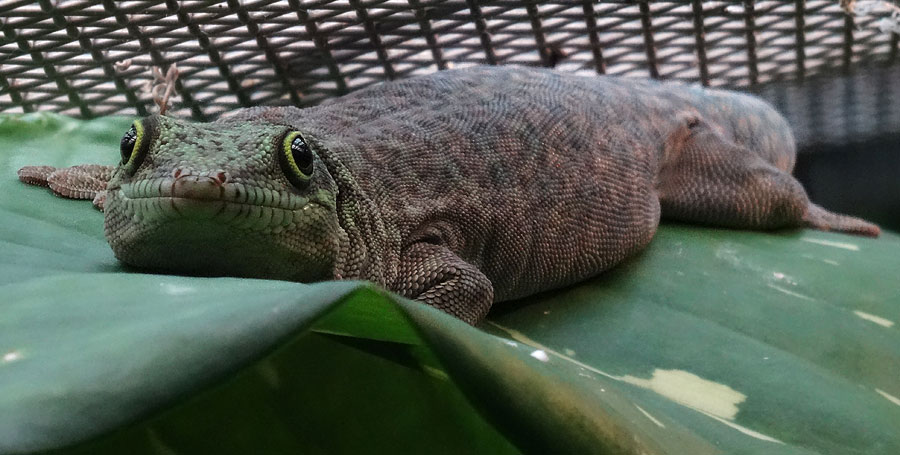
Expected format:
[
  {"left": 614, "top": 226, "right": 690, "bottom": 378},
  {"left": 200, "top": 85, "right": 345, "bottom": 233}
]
[
  {"left": 144, "top": 64, "right": 179, "bottom": 116},
  {"left": 114, "top": 60, "right": 180, "bottom": 116},
  {"left": 842, "top": 0, "right": 900, "bottom": 34}
]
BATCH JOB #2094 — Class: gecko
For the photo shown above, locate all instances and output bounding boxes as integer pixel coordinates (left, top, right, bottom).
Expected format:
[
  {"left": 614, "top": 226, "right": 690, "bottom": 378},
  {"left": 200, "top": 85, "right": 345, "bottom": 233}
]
[{"left": 18, "top": 66, "right": 880, "bottom": 324}]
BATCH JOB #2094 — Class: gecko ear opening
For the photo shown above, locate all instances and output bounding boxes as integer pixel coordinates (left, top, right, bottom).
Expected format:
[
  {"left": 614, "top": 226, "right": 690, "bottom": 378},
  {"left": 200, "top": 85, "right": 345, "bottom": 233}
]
[
  {"left": 120, "top": 119, "right": 150, "bottom": 175},
  {"left": 278, "top": 131, "right": 314, "bottom": 190}
]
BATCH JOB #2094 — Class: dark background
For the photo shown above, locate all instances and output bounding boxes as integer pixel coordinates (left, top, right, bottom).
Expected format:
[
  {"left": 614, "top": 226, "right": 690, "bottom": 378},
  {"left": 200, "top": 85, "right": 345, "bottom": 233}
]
[{"left": 796, "top": 133, "right": 900, "bottom": 232}]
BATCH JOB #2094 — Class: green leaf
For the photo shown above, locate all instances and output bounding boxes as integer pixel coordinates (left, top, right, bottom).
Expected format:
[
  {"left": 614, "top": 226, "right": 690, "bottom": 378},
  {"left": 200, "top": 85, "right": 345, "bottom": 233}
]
[{"left": 1, "top": 113, "right": 898, "bottom": 454}]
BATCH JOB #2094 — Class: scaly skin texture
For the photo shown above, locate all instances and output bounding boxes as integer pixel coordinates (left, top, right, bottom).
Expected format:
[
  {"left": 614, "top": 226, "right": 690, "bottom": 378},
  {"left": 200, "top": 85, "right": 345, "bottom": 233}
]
[{"left": 19, "top": 66, "right": 880, "bottom": 324}]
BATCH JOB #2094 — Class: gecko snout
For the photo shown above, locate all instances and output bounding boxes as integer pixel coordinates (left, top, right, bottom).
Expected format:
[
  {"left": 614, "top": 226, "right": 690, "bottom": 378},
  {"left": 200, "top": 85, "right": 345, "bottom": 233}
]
[
  {"left": 170, "top": 168, "right": 230, "bottom": 201},
  {"left": 172, "top": 168, "right": 230, "bottom": 183}
]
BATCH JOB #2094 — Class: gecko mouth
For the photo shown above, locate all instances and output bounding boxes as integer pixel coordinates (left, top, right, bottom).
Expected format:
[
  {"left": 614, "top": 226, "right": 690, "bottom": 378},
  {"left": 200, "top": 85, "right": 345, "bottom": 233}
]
[{"left": 111, "top": 177, "right": 326, "bottom": 232}]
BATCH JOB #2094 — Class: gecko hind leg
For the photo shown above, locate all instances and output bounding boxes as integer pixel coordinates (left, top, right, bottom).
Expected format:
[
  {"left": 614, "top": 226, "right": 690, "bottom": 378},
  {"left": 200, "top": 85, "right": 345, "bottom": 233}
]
[
  {"left": 658, "top": 128, "right": 880, "bottom": 237},
  {"left": 18, "top": 164, "right": 114, "bottom": 211}
]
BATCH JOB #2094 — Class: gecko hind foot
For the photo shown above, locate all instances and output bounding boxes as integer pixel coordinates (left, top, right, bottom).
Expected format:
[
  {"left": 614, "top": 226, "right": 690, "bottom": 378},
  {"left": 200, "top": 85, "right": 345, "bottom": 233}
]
[{"left": 803, "top": 203, "right": 880, "bottom": 237}]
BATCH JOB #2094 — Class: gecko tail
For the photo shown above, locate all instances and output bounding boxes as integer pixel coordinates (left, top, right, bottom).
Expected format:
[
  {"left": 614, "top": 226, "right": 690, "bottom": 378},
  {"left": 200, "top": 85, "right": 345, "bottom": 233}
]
[{"left": 803, "top": 203, "right": 880, "bottom": 237}]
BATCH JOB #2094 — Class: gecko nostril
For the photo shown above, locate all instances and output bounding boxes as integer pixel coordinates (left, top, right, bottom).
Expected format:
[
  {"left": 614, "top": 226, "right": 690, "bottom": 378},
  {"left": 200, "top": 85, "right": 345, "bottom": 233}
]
[
  {"left": 214, "top": 171, "right": 229, "bottom": 184},
  {"left": 172, "top": 168, "right": 186, "bottom": 179},
  {"left": 686, "top": 115, "right": 700, "bottom": 129}
]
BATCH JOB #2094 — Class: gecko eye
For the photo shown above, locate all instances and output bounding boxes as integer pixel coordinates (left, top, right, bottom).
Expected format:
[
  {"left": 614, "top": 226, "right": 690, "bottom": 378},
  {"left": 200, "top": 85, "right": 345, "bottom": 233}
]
[
  {"left": 120, "top": 120, "right": 147, "bottom": 174},
  {"left": 120, "top": 125, "right": 137, "bottom": 164},
  {"left": 279, "top": 131, "right": 314, "bottom": 189}
]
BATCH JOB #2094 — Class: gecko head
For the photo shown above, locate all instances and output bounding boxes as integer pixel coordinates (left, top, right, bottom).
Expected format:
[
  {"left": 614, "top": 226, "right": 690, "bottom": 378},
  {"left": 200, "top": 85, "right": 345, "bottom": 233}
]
[{"left": 103, "top": 114, "right": 343, "bottom": 281}]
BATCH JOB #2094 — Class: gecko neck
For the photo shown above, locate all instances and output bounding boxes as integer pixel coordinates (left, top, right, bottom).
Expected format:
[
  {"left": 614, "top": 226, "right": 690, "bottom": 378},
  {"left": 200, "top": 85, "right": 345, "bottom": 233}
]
[{"left": 308, "top": 134, "right": 395, "bottom": 286}]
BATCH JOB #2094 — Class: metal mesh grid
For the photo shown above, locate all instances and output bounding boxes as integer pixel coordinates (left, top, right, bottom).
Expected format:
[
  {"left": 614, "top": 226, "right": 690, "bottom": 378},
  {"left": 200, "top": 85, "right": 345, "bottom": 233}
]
[
  {"left": 758, "top": 62, "right": 900, "bottom": 148},
  {"left": 1, "top": 0, "right": 898, "bottom": 146}
]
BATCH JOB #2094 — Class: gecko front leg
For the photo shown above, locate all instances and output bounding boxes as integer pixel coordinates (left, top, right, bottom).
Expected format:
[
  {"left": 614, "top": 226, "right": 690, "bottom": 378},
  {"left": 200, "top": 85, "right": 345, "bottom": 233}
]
[
  {"left": 394, "top": 242, "right": 494, "bottom": 325},
  {"left": 18, "top": 164, "right": 115, "bottom": 211}
]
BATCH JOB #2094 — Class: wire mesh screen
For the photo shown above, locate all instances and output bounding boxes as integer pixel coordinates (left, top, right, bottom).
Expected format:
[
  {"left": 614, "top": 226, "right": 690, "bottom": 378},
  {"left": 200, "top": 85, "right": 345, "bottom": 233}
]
[
  {"left": 1, "top": 0, "right": 898, "bottom": 147},
  {"left": 758, "top": 62, "right": 900, "bottom": 148}
]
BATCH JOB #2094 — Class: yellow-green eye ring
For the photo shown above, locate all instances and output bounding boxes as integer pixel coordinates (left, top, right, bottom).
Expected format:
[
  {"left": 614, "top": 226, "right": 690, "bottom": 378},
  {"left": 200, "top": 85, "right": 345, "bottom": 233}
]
[
  {"left": 120, "top": 120, "right": 146, "bottom": 173},
  {"left": 279, "top": 131, "right": 314, "bottom": 189}
]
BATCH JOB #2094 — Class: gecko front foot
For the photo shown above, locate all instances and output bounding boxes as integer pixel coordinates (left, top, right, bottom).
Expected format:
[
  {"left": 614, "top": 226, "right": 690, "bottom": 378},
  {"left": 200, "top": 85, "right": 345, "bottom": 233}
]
[
  {"left": 18, "top": 164, "right": 114, "bottom": 211},
  {"left": 395, "top": 242, "right": 494, "bottom": 325},
  {"left": 16, "top": 165, "right": 56, "bottom": 187}
]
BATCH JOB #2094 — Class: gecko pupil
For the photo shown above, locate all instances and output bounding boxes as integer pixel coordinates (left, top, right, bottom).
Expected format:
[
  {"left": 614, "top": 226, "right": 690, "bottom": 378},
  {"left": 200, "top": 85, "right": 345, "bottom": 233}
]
[
  {"left": 120, "top": 125, "right": 137, "bottom": 164},
  {"left": 291, "top": 136, "right": 314, "bottom": 175}
]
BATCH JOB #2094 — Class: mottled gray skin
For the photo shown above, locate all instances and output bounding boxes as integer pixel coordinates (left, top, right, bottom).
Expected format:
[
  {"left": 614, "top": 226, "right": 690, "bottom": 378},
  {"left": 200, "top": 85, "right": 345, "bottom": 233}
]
[{"left": 19, "top": 66, "right": 879, "bottom": 324}]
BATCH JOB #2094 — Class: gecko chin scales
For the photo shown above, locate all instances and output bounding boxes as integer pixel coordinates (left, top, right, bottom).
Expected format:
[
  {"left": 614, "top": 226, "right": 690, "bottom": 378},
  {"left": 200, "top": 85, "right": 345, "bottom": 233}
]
[{"left": 104, "top": 208, "right": 341, "bottom": 281}]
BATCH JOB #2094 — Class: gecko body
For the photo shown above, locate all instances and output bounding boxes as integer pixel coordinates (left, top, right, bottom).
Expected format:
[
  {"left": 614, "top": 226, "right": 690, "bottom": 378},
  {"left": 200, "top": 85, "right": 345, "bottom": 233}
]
[{"left": 19, "top": 66, "right": 879, "bottom": 324}]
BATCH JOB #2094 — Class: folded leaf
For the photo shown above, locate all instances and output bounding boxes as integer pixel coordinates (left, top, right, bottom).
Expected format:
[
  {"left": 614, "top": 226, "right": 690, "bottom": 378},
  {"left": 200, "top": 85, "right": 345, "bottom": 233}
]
[{"left": 1, "top": 113, "right": 898, "bottom": 455}]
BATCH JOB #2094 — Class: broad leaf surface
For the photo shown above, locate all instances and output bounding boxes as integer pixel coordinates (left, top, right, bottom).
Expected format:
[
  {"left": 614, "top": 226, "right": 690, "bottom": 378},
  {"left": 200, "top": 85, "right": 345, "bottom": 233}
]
[{"left": 1, "top": 113, "right": 898, "bottom": 454}]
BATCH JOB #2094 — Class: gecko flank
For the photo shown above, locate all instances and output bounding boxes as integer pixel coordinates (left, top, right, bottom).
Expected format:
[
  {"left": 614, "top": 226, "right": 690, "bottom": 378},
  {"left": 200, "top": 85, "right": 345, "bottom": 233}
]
[{"left": 18, "top": 66, "right": 880, "bottom": 324}]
